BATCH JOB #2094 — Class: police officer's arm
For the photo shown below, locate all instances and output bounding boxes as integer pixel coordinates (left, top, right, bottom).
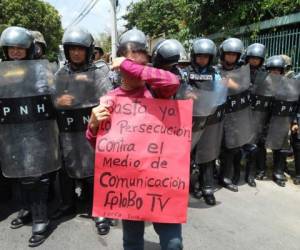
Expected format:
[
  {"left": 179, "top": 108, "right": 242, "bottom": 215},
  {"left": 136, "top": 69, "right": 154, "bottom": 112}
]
[{"left": 53, "top": 68, "right": 75, "bottom": 107}]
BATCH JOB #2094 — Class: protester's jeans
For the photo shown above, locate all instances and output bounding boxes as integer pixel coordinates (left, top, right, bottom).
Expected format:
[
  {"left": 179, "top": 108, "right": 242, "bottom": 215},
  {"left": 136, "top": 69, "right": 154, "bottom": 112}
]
[{"left": 122, "top": 220, "right": 183, "bottom": 250}]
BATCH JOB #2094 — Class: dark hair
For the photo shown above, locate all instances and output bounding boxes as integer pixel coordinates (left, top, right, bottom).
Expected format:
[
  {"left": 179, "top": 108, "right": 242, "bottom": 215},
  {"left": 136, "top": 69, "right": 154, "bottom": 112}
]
[
  {"left": 95, "top": 47, "right": 104, "bottom": 56},
  {"left": 117, "top": 42, "right": 147, "bottom": 57}
]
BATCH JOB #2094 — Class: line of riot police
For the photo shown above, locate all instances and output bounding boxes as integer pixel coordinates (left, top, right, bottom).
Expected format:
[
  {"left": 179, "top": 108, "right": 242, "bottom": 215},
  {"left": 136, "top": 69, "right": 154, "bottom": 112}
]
[
  {"left": 0, "top": 26, "right": 114, "bottom": 247},
  {"left": 148, "top": 36, "right": 300, "bottom": 207}
]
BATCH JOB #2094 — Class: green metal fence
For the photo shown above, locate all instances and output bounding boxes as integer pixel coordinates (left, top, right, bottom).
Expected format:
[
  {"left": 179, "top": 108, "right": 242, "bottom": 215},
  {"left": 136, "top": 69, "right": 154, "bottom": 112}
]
[
  {"left": 240, "top": 27, "right": 300, "bottom": 73},
  {"left": 207, "top": 13, "right": 300, "bottom": 74}
]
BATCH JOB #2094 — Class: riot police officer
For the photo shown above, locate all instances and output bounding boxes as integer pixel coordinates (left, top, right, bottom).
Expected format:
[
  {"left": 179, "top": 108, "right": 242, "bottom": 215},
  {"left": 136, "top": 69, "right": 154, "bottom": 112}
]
[
  {"left": 245, "top": 43, "right": 269, "bottom": 182},
  {"left": 291, "top": 73, "right": 300, "bottom": 185},
  {"left": 184, "top": 38, "right": 227, "bottom": 204},
  {"left": 245, "top": 43, "right": 266, "bottom": 81},
  {"left": 218, "top": 38, "right": 254, "bottom": 191},
  {"left": 52, "top": 27, "right": 113, "bottom": 234},
  {"left": 151, "top": 38, "right": 187, "bottom": 84},
  {"left": 93, "top": 42, "right": 104, "bottom": 62},
  {"left": 264, "top": 55, "right": 299, "bottom": 187},
  {"left": 31, "top": 30, "right": 47, "bottom": 60},
  {"left": 281, "top": 55, "right": 295, "bottom": 79},
  {"left": 0, "top": 26, "right": 60, "bottom": 247}
]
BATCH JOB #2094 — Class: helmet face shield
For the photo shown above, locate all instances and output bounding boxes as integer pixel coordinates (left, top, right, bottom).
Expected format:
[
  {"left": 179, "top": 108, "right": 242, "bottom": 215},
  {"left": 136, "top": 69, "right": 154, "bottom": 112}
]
[
  {"left": 266, "top": 55, "right": 285, "bottom": 69},
  {"left": 0, "top": 26, "right": 35, "bottom": 60},
  {"left": 246, "top": 43, "right": 266, "bottom": 60}
]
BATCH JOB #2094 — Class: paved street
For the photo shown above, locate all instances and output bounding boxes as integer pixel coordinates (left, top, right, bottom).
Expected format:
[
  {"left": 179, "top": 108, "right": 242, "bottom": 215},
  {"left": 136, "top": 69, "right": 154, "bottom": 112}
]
[{"left": 0, "top": 176, "right": 300, "bottom": 250}]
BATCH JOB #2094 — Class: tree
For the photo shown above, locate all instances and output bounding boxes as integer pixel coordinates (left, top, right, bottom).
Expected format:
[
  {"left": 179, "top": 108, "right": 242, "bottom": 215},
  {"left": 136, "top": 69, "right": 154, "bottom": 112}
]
[
  {"left": 186, "top": 0, "right": 300, "bottom": 37},
  {"left": 0, "top": 0, "right": 63, "bottom": 61},
  {"left": 124, "top": 0, "right": 300, "bottom": 42},
  {"left": 123, "top": 0, "right": 190, "bottom": 44},
  {"left": 94, "top": 32, "right": 112, "bottom": 54}
]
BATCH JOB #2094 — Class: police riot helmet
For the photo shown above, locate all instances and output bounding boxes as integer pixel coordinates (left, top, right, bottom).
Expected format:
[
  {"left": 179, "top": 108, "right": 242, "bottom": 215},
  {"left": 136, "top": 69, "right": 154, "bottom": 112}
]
[
  {"left": 0, "top": 26, "right": 35, "bottom": 60},
  {"left": 152, "top": 39, "right": 185, "bottom": 67},
  {"left": 62, "top": 27, "right": 95, "bottom": 63},
  {"left": 219, "top": 38, "right": 244, "bottom": 61},
  {"left": 191, "top": 38, "right": 217, "bottom": 65},
  {"left": 265, "top": 55, "right": 285, "bottom": 73},
  {"left": 117, "top": 28, "right": 148, "bottom": 56}
]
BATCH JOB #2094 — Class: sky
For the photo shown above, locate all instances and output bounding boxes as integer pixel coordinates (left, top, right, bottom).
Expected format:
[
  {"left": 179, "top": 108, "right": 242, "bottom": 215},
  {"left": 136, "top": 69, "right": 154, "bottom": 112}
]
[{"left": 45, "top": 0, "right": 139, "bottom": 36}]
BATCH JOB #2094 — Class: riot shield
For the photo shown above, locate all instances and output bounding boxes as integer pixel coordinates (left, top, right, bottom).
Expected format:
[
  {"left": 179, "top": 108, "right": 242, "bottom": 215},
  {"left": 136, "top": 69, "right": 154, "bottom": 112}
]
[
  {"left": 178, "top": 77, "right": 227, "bottom": 117},
  {"left": 266, "top": 76, "right": 300, "bottom": 149},
  {"left": 181, "top": 70, "right": 227, "bottom": 157},
  {"left": 222, "top": 64, "right": 251, "bottom": 95},
  {"left": 194, "top": 119, "right": 224, "bottom": 164},
  {"left": 250, "top": 71, "right": 275, "bottom": 143},
  {"left": 221, "top": 65, "right": 254, "bottom": 148},
  {"left": 0, "top": 60, "right": 60, "bottom": 178},
  {"left": 54, "top": 68, "right": 111, "bottom": 178}
]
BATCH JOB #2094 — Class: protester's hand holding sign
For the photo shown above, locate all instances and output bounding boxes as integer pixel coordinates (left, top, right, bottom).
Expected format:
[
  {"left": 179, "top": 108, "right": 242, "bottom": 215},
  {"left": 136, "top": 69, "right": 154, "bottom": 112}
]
[{"left": 89, "top": 104, "right": 111, "bottom": 135}]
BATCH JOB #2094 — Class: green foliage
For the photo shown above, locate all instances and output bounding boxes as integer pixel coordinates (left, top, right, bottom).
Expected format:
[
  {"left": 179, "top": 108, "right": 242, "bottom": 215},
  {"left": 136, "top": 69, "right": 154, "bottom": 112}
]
[
  {"left": 0, "top": 0, "right": 63, "bottom": 61},
  {"left": 124, "top": 0, "right": 300, "bottom": 41},
  {"left": 94, "top": 32, "right": 112, "bottom": 54},
  {"left": 124, "top": 0, "right": 190, "bottom": 44},
  {"left": 187, "top": 0, "right": 300, "bottom": 37}
]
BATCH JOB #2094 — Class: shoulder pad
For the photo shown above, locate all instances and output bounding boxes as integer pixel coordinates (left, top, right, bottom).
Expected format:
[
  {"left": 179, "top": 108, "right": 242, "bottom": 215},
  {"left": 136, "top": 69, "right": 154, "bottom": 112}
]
[{"left": 94, "top": 59, "right": 109, "bottom": 69}]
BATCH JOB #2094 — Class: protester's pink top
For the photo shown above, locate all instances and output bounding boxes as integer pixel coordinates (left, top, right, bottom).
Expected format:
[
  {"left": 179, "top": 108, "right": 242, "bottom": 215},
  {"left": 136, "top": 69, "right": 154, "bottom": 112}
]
[{"left": 86, "top": 59, "right": 179, "bottom": 147}]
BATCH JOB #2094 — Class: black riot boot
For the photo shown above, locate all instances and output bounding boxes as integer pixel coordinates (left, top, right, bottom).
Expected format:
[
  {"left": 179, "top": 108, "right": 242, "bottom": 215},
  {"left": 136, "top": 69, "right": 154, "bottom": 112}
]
[
  {"left": 255, "top": 144, "right": 267, "bottom": 180},
  {"left": 11, "top": 181, "right": 32, "bottom": 229},
  {"left": 27, "top": 176, "right": 51, "bottom": 247},
  {"left": 191, "top": 162, "right": 202, "bottom": 199},
  {"left": 244, "top": 144, "right": 257, "bottom": 187},
  {"left": 291, "top": 133, "right": 300, "bottom": 185},
  {"left": 199, "top": 161, "right": 216, "bottom": 206},
  {"left": 219, "top": 149, "right": 238, "bottom": 192},
  {"left": 272, "top": 150, "right": 287, "bottom": 187},
  {"left": 51, "top": 168, "right": 76, "bottom": 220},
  {"left": 85, "top": 177, "right": 114, "bottom": 235},
  {"left": 94, "top": 217, "right": 111, "bottom": 235},
  {"left": 11, "top": 208, "right": 32, "bottom": 229}
]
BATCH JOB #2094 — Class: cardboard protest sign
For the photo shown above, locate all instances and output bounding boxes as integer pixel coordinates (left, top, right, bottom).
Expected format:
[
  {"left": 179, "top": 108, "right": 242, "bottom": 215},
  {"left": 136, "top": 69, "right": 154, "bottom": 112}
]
[{"left": 93, "top": 96, "right": 192, "bottom": 223}]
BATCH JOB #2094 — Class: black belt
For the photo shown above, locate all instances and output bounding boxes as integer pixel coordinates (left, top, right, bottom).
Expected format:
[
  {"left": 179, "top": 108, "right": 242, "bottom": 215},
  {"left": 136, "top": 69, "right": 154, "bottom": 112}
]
[
  {"left": 251, "top": 95, "right": 273, "bottom": 112},
  {"left": 56, "top": 106, "right": 95, "bottom": 132},
  {"left": 205, "top": 104, "right": 226, "bottom": 126},
  {"left": 225, "top": 90, "right": 251, "bottom": 113},
  {"left": 0, "top": 95, "right": 56, "bottom": 124},
  {"left": 271, "top": 100, "right": 298, "bottom": 116}
]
